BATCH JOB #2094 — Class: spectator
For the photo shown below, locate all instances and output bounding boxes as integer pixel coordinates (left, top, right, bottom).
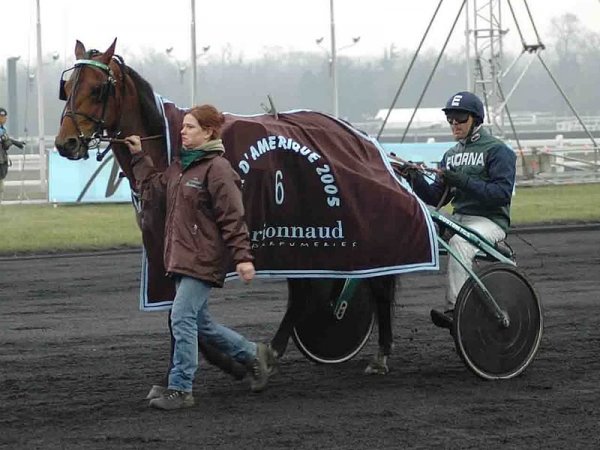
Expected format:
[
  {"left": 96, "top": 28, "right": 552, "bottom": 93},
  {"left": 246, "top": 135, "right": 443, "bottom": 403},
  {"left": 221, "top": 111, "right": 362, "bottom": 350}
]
[{"left": 0, "top": 107, "right": 25, "bottom": 203}]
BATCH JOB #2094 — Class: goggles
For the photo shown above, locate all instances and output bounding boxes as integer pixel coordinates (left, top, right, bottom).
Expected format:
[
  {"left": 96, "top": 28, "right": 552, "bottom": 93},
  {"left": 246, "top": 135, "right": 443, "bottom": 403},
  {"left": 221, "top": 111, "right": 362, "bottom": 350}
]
[{"left": 446, "top": 112, "right": 470, "bottom": 125}]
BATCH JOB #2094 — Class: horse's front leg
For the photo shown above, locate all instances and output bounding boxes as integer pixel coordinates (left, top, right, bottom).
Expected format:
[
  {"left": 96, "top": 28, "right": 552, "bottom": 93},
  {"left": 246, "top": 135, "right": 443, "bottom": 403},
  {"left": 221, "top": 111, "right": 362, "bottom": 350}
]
[
  {"left": 144, "top": 312, "right": 173, "bottom": 400},
  {"left": 270, "top": 279, "right": 306, "bottom": 358},
  {"left": 364, "top": 275, "right": 397, "bottom": 375}
]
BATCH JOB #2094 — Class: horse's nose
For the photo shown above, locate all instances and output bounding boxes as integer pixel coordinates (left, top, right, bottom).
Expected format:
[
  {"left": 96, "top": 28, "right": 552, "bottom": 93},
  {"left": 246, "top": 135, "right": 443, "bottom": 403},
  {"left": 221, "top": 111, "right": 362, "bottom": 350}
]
[{"left": 54, "top": 136, "right": 79, "bottom": 156}]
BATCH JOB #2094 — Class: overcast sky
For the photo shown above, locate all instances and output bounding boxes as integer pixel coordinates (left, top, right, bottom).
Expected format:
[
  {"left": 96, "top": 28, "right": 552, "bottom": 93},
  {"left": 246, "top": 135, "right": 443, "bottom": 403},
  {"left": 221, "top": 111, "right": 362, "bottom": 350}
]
[{"left": 3, "top": 0, "right": 600, "bottom": 67}]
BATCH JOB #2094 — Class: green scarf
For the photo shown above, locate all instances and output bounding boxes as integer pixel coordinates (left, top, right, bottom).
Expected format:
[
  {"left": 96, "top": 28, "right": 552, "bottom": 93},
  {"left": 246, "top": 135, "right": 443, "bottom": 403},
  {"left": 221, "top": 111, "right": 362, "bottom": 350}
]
[{"left": 180, "top": 139, "right": 225, "bottom": 170}]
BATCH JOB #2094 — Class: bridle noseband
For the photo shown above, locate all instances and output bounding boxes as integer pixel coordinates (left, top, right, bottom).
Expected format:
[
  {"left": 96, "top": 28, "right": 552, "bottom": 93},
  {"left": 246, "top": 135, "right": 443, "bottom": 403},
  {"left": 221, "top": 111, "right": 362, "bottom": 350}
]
[{"left": 59, "top": 52, "right": 126, "bottom": 158}]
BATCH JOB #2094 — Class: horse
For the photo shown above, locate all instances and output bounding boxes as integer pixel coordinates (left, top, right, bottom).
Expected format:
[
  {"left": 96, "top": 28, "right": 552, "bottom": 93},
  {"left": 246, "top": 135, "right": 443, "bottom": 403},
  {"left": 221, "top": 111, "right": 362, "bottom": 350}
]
[{"left": 53, "top": 38, "right": 403, "bottom": 381}]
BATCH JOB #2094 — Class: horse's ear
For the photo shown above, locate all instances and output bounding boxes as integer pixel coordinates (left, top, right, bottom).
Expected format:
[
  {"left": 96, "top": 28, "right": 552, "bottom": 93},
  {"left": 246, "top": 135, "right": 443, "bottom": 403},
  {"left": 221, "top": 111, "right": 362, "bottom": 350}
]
[
  {"left": 100, "top": 38, "right": 118, "bottom": 64},
  {"left": 75, "top": 40, "right": 86, "bottom": 59}
]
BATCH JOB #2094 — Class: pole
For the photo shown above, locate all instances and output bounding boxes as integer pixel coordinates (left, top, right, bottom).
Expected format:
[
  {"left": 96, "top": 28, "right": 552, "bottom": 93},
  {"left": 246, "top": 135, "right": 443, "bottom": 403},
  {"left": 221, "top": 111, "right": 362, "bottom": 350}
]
[
  {"left": 401, "top": 0, "right": 467, "bottom": 143},
  {"left": 36, "top": 0, "right": 47, "bottom": 194},
  {"left": 329, "top": 0, "right": 338, "bottom": 117},
  {"left": 537, "top": 54, "right": 599, "bottom": 151},
  {"left": 190, "top": 0, "right": 197, "bottom": 106},
  {"left": 465, "top": 0, "right": 472, "bottom": 90},
  {"left": 6, "top": 57, "right": 19, "bottom": 136},
  {"left": 376, "top": 0, "right": 444, "bottom": 139}
]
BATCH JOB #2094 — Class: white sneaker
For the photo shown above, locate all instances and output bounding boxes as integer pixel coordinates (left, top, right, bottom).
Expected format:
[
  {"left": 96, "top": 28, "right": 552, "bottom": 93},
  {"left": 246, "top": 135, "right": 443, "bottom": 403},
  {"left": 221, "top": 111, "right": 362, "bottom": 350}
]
[
  {"left": 145, "top": 384, "right": 167, "bottom": 400},
  {"left": 149, "top": 389, "right": 195, "bottom": 410},
  {"left": 248, "top": 343, "right": 277, "bottom": 392}
]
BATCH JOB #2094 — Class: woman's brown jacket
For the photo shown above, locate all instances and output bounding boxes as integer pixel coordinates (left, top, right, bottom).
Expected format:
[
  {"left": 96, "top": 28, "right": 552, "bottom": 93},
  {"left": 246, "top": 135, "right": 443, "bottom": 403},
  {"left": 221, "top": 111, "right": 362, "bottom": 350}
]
[{"left": 131, "top": 151, "right": 253, "bottom": 287}]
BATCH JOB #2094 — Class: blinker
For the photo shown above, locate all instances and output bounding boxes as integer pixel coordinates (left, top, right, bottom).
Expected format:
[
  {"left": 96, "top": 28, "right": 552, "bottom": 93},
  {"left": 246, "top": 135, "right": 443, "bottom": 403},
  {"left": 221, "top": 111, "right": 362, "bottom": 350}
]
[{"left": 59, "top": 79, "right": 67, "bottom": 101}]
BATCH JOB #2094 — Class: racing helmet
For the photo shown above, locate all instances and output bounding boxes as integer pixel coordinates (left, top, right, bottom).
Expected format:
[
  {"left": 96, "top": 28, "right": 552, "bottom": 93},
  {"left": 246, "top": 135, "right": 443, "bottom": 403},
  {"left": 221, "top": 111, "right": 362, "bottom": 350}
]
[{"left": 442, "top": 91, "right": 484, "bottom": 124}]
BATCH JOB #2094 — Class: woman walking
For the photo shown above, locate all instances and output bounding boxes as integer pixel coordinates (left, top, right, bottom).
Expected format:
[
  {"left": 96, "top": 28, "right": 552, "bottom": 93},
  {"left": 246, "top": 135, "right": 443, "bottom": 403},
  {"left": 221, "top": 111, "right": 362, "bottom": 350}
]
[{"left": 125, "top": 104, "right": 276, "bottom": 410}]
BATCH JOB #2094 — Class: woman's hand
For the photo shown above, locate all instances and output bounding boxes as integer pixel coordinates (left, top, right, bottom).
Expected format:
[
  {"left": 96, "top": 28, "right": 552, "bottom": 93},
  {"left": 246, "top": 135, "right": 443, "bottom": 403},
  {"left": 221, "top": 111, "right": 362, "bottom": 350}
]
[
  {"left": 124, "top": 135, "right": 142, "bottom": 154},
  {"left": 236, "top": 261, "right": 256, "bottom": 283}
]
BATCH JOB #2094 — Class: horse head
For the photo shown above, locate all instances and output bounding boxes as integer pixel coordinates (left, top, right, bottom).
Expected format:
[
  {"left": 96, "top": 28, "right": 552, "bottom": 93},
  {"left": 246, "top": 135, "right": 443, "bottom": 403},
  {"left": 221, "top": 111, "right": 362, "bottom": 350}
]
[
  {"left": 54, "top": 39, "right": 170, "bottom": 186},
  {"left": 54, "top": 38, "right": 127, "bottom": 160}
]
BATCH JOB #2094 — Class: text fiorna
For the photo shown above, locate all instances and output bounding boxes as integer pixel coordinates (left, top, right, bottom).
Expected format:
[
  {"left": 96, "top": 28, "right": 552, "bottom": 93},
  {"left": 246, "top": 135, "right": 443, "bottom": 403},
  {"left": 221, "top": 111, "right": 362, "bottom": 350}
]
[
  {"left": 238, "top": 135, "right": 321, "bottom": 174},
  {"left": 251, "top": 220, "right": 344, "bottom": 242}
]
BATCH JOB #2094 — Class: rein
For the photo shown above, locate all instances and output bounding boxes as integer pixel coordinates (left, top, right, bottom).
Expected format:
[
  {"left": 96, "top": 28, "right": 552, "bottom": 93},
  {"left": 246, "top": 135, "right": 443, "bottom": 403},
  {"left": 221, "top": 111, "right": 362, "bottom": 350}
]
[
  {"left": 99, "top": 134, "right": 164, "bottom": 145},
  {"left": 94, "top": 135, "right": 164, "bottom": 162},
  {"left": 388, "top": 153, "right": 450, "bottom": 211}
]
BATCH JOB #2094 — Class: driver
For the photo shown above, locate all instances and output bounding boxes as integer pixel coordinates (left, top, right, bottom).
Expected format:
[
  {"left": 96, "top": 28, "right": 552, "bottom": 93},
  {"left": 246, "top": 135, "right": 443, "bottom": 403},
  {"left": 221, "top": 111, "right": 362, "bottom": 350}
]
[{"left": 403, "top": 91, "right": 516, "bottom": 329}]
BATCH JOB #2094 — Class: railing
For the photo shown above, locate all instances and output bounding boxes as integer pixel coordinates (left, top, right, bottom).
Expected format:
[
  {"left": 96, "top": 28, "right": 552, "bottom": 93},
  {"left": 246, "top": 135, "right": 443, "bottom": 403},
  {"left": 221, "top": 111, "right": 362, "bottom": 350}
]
[
  {"left": 1, "top": 138, "right": 599, "bottom": 205},
  {"left": 2, "top": 153, "right": 46, "bottom": 204},
  {"left": 516, "top": 143, "right": 600, "bottom": 186}
]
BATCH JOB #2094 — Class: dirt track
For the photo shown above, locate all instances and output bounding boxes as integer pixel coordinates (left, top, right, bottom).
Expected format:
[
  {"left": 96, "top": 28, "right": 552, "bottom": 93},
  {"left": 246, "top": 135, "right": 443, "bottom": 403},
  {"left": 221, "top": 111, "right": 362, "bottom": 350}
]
[{"left": 1, "top": 227, "right": 600, "bottom": 449}]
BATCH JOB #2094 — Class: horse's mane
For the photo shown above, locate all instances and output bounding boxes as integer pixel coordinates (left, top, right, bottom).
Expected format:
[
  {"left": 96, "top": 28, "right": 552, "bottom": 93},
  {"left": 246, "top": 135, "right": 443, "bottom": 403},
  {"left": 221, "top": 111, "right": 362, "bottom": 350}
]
[
  {"left": 85, "top": 48, "right": 166, "bottom": 137},
  {"left": 125, "top": 65, "right": 165, "bottom": 137}
]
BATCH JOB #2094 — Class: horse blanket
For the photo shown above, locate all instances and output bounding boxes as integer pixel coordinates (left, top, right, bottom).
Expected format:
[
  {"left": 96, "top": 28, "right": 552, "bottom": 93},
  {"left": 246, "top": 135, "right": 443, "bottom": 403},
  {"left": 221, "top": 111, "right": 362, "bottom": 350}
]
[{"left": 139, "top": 100, "right": 438, "bottom": 311}]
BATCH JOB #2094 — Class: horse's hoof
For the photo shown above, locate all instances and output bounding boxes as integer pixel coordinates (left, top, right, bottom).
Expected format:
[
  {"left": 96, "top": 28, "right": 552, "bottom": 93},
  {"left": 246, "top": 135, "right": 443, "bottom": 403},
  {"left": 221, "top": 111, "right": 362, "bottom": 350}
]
[
  {"left": 267, "top": 344, "right": 280, "bottom": 377},
  {"left": 364, "top": 358, "right": 389, "bottom": 375}
]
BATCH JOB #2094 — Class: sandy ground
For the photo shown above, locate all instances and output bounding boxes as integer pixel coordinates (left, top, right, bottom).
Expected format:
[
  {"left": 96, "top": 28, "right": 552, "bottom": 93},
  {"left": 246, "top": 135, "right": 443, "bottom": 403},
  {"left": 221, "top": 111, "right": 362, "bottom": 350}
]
[{"left": 1, "top": 227, "right": 599, "bottom": 449}]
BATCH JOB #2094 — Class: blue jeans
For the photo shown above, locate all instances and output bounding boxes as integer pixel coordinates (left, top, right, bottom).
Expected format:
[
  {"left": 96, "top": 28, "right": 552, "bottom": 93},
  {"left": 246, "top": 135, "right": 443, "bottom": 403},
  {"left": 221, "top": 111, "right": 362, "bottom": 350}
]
[{"left": 168, "top": 276, "right": 257, "bottom": 392}]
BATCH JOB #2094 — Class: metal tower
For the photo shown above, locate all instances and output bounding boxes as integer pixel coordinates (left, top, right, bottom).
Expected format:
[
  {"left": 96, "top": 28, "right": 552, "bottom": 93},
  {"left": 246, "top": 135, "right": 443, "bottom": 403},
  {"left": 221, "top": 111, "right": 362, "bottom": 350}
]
[
  {"left": 378, "top": 0, "right": 597, "bottom": 157},
  {"left": 466, "top": 0, "right": 544, "bottom": 139},
  {"left": 468, "top": 0, "right": 505, "bottom": 133}
]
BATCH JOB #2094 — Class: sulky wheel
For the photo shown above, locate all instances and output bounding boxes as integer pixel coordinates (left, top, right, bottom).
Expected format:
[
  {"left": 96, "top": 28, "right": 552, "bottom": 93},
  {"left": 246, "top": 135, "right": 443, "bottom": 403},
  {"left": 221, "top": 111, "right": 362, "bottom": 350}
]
[
  {"left": 453, "top": 263, "right": 543, "bottom": 380},
  {"left": 291, "top": 278, "right": 375, "bottom": 364}
]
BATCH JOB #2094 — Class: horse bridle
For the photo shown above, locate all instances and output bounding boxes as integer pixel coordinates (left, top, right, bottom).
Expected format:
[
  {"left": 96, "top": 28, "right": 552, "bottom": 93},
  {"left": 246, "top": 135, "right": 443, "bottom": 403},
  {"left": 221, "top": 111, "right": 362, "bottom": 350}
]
[{"left": 59, "top": 53, "right": 126, "bottom": 158}]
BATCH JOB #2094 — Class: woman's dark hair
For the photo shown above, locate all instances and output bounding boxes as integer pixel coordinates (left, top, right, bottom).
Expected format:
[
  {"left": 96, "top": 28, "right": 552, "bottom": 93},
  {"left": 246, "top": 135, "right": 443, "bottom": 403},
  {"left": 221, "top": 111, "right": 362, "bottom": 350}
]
[{"left": 186, "top": 104, "right": 225, "bottom": 140}]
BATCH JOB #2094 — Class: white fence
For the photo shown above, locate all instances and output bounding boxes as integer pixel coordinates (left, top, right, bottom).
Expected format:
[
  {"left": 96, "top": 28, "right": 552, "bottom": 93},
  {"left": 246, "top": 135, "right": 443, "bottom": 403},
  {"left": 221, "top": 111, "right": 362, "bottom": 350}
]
[
  {"left": 2, "top": 138, "right": 599, "bottom": 205},
  {"left": 2, "top": 153, "right": 46, "bottom": 204},
  {"left": 514, "top": 138, "right": 600, "bottom": 186}
]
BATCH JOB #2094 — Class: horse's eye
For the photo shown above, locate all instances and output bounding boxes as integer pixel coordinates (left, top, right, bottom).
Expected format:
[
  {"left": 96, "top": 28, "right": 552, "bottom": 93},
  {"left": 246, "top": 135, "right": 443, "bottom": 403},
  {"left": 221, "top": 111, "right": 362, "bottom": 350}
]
[{"left": 90, "top": 85, "right": 103, "bottom": 102}]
